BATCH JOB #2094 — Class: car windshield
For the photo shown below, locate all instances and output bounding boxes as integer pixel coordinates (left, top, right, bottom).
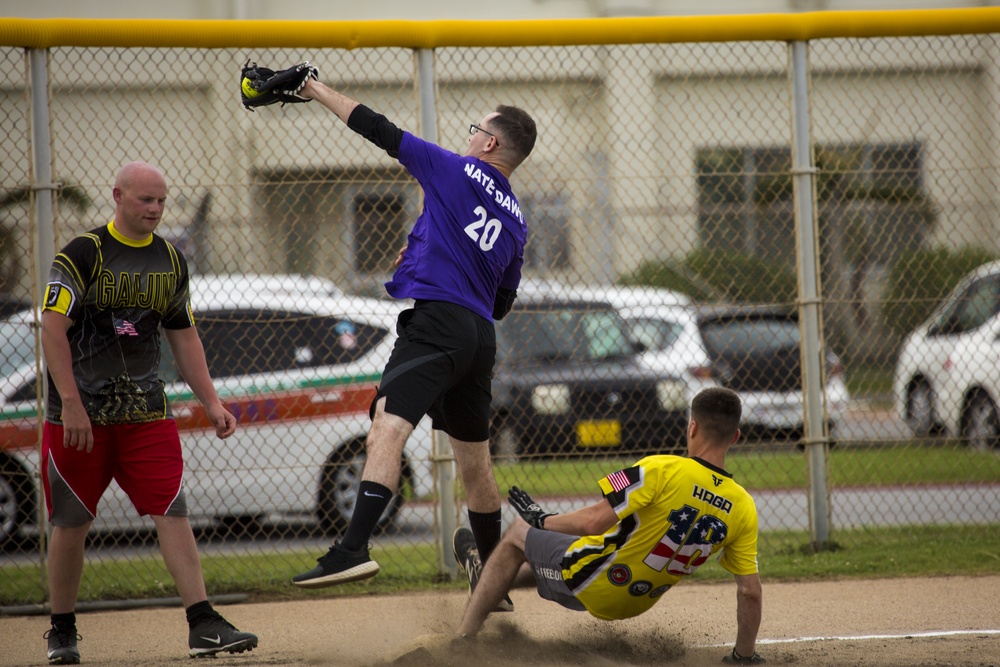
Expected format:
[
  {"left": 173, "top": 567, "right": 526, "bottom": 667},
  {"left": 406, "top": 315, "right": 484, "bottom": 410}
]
[
  {"left": 0, "top": 317, "right": 36, "bottom": 377},
  {"left": 699, "top": 317, "right": 799, "bottom": 355},
  {"left": 625, "top": 317, "right": 685, "bottom": 352},
  {"left": 500, "top": 306, "right": 633, "bottom": 363},
  {"left": 698, "top": 316, "right": 802, "bottom": 393}
]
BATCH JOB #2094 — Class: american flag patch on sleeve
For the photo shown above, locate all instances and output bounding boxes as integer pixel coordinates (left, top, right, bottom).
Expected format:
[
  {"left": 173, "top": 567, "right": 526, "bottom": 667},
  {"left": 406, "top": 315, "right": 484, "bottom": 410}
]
[{"left": 606, "top": 467, "right": 639, "bottom": 492}]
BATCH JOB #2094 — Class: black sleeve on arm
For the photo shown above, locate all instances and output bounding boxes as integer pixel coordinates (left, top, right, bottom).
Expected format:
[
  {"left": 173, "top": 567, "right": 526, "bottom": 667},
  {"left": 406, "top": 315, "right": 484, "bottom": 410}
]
[
  {"left": 347, "top": 104, "right": 404, "bottom": 158},
  {"left": 492, "top": 288, "right": 518, "bottom": 321}
]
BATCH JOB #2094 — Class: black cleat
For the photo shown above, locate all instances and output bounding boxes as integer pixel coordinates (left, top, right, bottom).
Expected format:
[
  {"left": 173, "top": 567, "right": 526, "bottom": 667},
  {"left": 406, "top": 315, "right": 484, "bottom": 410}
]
[
  {"left": 452, "top": 527, "right": 513, "bottom": 612},
  {"left": 188, "top": 613, "right": 258, "bottom": 658},
  {"left": 44, "top": 626, "right": 81, "bottom": 665}
]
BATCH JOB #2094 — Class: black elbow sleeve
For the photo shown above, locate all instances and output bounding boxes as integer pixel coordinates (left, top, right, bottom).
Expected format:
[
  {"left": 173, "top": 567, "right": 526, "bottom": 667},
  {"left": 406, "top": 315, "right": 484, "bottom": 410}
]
[
  {"left": 347, "top": 104, "right": 404, "bottom": 157},
  {"left": 493, "top": 288, "right": 518, "bottom": 320}
]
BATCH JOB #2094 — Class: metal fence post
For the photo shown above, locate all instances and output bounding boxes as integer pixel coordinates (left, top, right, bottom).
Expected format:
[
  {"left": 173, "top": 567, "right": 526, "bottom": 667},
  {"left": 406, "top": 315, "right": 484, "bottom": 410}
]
[
  {"left": 28, "top": 46, "right": 55, "bottom": 601},
  {"left": 29, "top": 48, "right": 55, "bottom": 314},
  {"left": 788, "top": 40, "right": 831, "bottom": 548},
  {"left": 415, "top": 47, "right": 459, "bottom": 577}
]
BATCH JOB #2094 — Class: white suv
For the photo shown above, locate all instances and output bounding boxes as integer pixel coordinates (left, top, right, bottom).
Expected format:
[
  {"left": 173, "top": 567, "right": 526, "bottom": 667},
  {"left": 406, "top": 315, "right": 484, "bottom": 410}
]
[
  {"left": 894, "top": 260, "right": 1000, "bottom": 449},
  {"left": 0, "top": 275, "right": 433, "bottom": 546}
]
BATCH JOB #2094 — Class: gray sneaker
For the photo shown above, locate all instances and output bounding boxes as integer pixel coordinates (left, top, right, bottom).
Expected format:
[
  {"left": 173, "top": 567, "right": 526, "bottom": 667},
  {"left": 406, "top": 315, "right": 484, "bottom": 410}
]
[
  {"left": 291, "top": 541, "right": 380, "bottom": 589},
  {"left": 44, "top": 626, "right": 80, "bottom": 665},
  {"left": 188, "top": 613, "right": 258, "bottom": 658},
  {"left": 452, "top": 527, "right": 513, "bottom": 612}
]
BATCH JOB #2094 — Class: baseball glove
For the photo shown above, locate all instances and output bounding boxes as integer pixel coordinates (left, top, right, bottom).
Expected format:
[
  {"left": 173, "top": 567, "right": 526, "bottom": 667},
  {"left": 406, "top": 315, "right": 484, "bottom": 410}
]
[{"left": 240, "top": 60, "right": 319, "bottom": 111}]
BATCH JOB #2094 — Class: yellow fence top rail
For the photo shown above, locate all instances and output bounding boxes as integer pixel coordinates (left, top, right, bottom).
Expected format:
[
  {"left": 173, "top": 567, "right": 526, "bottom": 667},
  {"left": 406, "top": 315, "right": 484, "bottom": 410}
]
[{"left": 1, "top": 8, "right": 1000, "bottom": 49}]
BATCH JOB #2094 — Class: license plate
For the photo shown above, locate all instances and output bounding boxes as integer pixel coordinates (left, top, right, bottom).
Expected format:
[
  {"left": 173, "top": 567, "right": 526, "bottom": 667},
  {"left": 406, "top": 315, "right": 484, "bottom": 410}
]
[{"left": 576, "top": 420, "right": 622, "bottom": 447}]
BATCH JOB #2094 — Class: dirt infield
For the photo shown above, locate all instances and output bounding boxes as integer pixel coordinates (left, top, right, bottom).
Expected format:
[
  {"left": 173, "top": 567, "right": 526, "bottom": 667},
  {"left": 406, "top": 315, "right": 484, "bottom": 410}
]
[{"left": 2, "top": 575, "right": 998, "bottom": 666}]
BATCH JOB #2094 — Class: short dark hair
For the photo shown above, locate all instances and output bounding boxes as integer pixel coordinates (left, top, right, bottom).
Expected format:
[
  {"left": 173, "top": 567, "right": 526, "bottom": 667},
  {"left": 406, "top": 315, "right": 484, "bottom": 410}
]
[
  {"left": 491, "top": 104, "right": 536, "bottom": 167},
  {"left": 690, "top": 387, "right": 742, "bottom": 444}
]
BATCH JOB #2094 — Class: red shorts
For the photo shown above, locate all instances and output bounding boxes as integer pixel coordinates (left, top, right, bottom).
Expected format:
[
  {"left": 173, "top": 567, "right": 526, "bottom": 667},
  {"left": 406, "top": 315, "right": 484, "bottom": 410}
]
[{"left": 42, "top": 420, "right": 187, "bottom": 526}]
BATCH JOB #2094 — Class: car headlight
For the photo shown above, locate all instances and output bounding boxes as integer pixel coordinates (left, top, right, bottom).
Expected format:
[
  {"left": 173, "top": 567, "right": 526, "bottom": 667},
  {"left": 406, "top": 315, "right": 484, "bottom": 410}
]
[
  {"left": 657, "top": 380, "right": 687, "bottom": 411},
  {"left": 531, "top": 384, "right": 570, "bottom": 415}
]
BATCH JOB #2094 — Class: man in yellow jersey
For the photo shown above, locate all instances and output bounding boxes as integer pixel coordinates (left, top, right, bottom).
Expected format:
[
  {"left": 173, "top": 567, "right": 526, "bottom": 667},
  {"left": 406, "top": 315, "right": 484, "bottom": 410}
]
[{"left": 453, "top": 387, "right": 764, "bottom": 665}]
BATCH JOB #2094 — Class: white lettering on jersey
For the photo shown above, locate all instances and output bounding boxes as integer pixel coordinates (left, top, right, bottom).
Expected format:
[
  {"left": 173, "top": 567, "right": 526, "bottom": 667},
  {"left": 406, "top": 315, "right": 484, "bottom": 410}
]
[{"left": 464, "top": 163, "right": 524, "bottom": 223}]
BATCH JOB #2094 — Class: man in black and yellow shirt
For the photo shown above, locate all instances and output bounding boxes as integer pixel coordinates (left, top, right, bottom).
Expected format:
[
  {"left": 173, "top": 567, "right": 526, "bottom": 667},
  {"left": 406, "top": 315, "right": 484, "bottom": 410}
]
[
  {"left": 40, "top": 162, "right": 257, "bottom": 664},
  {"left": 455, "top": 388, "right": 765, "bottom": 665}
]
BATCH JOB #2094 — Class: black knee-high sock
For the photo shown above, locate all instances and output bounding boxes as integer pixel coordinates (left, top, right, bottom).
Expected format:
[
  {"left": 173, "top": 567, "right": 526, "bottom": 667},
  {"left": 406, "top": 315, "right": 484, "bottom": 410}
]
[
  {"left": 468, "top": 509, "right": 503, "bottom": 563},
  {"left": 341, "top": 481, "right": 392, "bottom": 552}
]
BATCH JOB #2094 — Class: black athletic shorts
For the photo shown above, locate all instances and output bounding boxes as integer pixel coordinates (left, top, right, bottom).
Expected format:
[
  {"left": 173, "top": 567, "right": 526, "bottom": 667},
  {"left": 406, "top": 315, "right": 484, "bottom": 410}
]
[{"left": 372, "top": 300, "right": 496, "bottom": 442}]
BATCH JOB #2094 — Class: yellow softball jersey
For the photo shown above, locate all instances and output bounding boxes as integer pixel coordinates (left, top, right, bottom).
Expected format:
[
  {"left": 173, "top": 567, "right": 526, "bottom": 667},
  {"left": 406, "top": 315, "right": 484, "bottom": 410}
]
[{"left": 561, "top": 455, "right": 759, "bottom": 621}]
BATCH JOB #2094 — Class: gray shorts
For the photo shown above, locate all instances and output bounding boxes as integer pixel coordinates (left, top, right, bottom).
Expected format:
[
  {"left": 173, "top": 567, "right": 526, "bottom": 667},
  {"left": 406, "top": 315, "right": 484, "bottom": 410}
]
[{"left": 524, "top": 527, "right": 587, "bottom": 612}]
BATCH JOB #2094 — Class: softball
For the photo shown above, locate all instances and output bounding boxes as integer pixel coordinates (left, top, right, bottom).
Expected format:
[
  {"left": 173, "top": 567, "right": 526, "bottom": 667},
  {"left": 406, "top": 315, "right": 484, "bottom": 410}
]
[{"left": 241, "top": 77, "right": 261, "bottom": 98}]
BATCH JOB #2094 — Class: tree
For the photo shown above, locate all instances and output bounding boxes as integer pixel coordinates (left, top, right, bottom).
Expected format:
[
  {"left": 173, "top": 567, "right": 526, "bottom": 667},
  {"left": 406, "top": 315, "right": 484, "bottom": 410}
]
[{"left": 0, "top": 182, "right": 91, "bottom": 293}]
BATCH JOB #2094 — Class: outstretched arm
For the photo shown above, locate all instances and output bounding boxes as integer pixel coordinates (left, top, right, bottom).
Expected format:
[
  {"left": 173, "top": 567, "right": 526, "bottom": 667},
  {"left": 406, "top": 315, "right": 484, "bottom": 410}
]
[
  {"left": 543, "top": 499, "right": 618, "bottom": 537},
  {"left": 299, "top": 79, "right": 404, "bottom": 157},
  {"left": 299, "top": 78, "right": 358, "bottom": 123},
  {"left": 509, "top": 486, "right": 618, "bottom": 536}
]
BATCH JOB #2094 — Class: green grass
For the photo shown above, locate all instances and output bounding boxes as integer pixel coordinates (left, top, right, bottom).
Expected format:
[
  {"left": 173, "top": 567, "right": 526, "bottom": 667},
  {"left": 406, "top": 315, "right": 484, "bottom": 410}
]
[
  {"left": 490, "top": 444, "right": 1000, "bottom": 496},
  {"left": 845, "top": 366, "right": 895, "bottom": 399},
  {"left": 697, "top": 524, "right": 1000, "bottom": 580},
  {"left": 3, "top": 525, "right": 998, "bottom": 607},
  {"left": 3, "top": 444, "right": 997, "bottom": 607}
]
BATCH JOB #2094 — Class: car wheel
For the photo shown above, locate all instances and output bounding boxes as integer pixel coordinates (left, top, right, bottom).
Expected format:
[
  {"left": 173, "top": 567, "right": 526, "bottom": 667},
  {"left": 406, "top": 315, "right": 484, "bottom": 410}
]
[
  {"left": 318, "top": 441, "right": 405, "bottom": 537},
  {"left": 0, "top": 461, "right": 33, "bottom": 548},
  {"left": 905, "top": 381, "right": 939, "bottom": 438},
  {"left": 964, "top": 393, "right": 1000, "bottom": 451}
]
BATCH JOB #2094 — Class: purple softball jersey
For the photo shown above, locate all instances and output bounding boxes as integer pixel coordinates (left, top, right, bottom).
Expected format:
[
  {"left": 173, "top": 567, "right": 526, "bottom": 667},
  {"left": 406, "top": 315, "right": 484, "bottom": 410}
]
[{"left": 385, "top": 131, "right": 527, "bottom": 321}]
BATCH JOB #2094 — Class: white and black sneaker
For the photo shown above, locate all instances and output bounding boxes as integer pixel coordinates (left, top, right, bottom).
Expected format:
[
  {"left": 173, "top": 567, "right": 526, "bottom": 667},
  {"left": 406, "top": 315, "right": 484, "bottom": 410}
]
[
  {"left": 188, "top": 613, "right": 258, "bottom": 658},
  {"left": 452, "top": 527, "right": 514, "bottom": 613},
  {"left": 44, "top": 625, "right": 80, "bottom": 665},
  {"left": 291, "top": 541, "right": 380, "bottom": 589}
]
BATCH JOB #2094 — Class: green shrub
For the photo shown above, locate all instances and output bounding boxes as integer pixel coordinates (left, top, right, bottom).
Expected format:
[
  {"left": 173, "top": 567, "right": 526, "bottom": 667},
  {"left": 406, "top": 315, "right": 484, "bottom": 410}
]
[
  {"left": 618, "top": 257, "right": 717, "bottom": 300},
  {"left": 881, "top": 246, "right": 998, "bottom": 335},
  {"left": 620, "top": 249, "right": 798, "bottom": 304}
]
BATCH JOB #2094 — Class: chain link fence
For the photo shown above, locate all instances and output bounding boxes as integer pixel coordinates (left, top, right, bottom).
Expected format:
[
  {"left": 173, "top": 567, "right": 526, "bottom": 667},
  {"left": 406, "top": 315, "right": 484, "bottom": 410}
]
[{"left": 1, "top": 14, "right": 999, "bottom": 609}]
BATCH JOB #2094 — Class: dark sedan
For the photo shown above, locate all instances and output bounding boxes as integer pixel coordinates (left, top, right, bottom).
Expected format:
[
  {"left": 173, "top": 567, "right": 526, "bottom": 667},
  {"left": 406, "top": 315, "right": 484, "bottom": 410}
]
[{"left": 490, "top": 297, "right": 689, "bottom": 459}]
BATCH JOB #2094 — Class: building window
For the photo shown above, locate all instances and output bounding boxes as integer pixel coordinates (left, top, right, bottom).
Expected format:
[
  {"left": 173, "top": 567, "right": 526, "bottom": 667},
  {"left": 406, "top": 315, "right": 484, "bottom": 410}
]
[
  {"left": 254, "top": 169, "right": 415, "bottom": 289},
  {"left": 352, "top": 191, "right": 409, "bottom": 275},
  {"left": 521, "top": 193, "right": 572, "bottom": 270},
  {"left": 695, "top": 141, "right": 928, "bottom": 268}
]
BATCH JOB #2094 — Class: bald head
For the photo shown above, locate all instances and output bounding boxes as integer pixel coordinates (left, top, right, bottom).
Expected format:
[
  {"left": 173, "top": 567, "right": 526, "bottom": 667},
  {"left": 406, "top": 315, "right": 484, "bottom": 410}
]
[
  {"left": 112, "top": 161, "right": 167, "bottom": 240},
  {"left": 115, "top": 161, "right": 166, "bottom": 192}
]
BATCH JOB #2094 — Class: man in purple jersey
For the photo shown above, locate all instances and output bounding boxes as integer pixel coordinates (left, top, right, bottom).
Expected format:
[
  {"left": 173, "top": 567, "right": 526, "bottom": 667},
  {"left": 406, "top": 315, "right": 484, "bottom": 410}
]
[{"left": 290, "top": 76, "right": 536, "bottom": 607}]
